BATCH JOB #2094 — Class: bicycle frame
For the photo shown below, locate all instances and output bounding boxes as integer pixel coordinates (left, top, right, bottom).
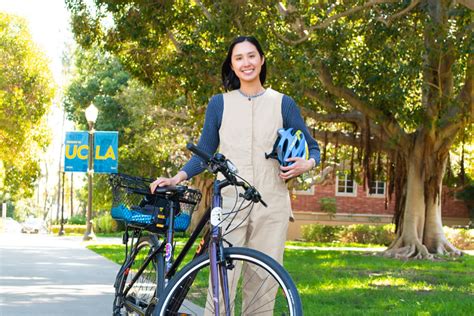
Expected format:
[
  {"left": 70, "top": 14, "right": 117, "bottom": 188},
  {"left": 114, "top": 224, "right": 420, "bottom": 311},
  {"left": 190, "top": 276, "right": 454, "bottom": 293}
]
[
  {"left": 158, "top": 178, "right": 236, "bottom": 316},
  {"left": 209, "top": 178, "right": 232, "bottom": 315}
]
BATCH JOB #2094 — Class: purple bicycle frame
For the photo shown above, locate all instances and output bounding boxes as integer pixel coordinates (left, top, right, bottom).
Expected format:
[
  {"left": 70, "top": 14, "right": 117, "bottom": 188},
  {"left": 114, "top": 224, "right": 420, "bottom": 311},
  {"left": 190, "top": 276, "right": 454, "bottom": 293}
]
[{"left": 209, "top": 180, "right": 232, "bottom": 316}]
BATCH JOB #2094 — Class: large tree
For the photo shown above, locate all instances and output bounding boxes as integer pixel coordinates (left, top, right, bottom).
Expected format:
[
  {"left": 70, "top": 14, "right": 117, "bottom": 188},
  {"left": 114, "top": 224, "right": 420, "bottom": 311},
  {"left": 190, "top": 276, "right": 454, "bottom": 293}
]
[
  {"left": 66, "top": 1, "right": 472, "bottom": 258},
  {"left": 270, "top": 0, "right": 472, "bottom": 258},
  {"left": 0, "top": 13, "right": 55, "bottom": 203}
]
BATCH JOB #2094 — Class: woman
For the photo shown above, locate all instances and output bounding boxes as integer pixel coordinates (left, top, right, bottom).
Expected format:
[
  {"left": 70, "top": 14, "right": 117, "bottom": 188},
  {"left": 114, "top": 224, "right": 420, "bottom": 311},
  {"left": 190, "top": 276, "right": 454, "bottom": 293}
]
[{"left": 151, "top": 35, "right": 319, "bottom": 313}]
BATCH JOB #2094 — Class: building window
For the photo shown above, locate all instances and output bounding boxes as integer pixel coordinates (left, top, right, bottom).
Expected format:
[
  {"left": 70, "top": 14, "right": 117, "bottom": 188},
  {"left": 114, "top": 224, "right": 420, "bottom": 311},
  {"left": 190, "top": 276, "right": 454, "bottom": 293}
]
[
  {"left": 368, "top": 180, "right": 386, "bottom": 197},
  {"left": 336, "top": 174, "right": 357, "bottom": 196}
]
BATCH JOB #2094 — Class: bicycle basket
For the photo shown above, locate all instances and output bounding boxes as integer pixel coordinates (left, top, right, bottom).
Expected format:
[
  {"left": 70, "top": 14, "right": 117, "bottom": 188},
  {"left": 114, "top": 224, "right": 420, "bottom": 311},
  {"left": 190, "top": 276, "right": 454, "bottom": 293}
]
[{"left": 109, "top": 173, "right": 201, "bottom": 233}]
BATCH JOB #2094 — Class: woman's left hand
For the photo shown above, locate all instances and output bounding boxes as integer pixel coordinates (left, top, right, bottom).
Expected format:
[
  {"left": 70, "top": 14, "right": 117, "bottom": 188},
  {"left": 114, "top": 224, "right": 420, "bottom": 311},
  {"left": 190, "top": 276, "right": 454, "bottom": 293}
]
[{"left": 279, "top": 157, "right": 314, "bottom": 180}]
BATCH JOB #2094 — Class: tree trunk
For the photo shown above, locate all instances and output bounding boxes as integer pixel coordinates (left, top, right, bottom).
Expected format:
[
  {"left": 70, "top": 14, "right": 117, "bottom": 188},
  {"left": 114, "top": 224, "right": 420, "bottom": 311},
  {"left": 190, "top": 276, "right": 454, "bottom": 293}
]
[
  {"left": 423, "top": 157, "right": 462, "bottom": 256},
  {"left": 384, "top": 136, "right": 462, "bottom": 259}
]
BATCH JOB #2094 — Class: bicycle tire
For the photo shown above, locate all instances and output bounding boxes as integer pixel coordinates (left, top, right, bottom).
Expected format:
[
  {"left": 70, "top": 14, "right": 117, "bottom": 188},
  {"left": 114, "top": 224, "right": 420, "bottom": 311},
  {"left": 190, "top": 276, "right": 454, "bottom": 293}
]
[
  {"left": 154, "top": 247, "right": 303, "bottom": 316},
  {"left": 113, "top": 235, "right": 162, "bottom": 316}
]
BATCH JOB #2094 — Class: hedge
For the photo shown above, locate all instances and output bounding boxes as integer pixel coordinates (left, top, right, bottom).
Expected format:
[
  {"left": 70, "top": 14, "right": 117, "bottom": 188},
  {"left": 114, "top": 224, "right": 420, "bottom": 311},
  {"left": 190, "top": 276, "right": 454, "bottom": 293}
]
[
  {"left": 301, "top": 223, "right": 474, "bottom": 250},
  {"left": 51, "top": 225, "right": 86, "bottom": 234}
]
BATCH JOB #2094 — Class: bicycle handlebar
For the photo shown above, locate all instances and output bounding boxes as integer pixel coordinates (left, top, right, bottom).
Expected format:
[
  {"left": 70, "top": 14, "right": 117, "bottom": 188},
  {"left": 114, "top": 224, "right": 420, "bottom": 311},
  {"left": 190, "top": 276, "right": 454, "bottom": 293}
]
[
  {"left": 186, "top": 143, "right": 212, "bottom": 163},
  {"left": 187, "top": 142, "right": 267, "bottom": 207},
  {"left": 154, "top": 185, "right": 186, "bottom": 195}
]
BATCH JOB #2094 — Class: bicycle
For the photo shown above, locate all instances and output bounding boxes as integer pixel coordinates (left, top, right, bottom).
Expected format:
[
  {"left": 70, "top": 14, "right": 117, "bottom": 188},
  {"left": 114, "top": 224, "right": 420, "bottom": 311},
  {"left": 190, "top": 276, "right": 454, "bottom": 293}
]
[
  {"left": 153, "top": 143, "right": 303, "bottom": 315},
  {"left": 110, "top": 143, "right": 303, "bottom": 316}
]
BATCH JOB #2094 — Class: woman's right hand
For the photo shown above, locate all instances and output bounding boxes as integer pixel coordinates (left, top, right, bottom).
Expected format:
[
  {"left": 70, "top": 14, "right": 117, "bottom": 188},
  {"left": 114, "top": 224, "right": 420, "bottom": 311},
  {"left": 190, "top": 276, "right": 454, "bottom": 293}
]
[{"left": 150, "top": 171, "right": 188, "bottom": 193}]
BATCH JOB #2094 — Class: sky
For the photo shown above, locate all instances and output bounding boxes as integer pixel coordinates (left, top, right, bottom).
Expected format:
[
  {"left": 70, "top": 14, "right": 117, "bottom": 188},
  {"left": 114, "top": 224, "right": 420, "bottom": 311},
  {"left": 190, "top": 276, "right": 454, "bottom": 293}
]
[{"left": 0, "top": 0, "right": 73, "bottom": 84}]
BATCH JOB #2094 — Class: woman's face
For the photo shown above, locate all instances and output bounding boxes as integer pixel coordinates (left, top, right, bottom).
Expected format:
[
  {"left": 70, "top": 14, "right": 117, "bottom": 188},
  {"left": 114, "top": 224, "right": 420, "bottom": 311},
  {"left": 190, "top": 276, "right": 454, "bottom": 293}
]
[{"left": 231, "top": 41, "right": 265, "bottom": 86}]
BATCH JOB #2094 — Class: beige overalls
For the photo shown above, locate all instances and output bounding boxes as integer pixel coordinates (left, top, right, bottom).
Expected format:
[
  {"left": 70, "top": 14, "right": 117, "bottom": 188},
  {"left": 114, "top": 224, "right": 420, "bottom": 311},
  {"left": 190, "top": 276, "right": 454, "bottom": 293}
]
[{"left": 206, "top": 88, "right": 292, "bottom": 315}]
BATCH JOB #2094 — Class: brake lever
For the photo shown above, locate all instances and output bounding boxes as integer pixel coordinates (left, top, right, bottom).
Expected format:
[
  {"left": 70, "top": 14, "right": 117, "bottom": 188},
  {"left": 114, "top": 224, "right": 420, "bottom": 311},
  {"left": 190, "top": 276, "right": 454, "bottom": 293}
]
[
  {"left": 239, "top": 186, "right": 267, "bottom": 207},
  {"left": 252, "top": 190, "right": 267, "bottom": 207}
]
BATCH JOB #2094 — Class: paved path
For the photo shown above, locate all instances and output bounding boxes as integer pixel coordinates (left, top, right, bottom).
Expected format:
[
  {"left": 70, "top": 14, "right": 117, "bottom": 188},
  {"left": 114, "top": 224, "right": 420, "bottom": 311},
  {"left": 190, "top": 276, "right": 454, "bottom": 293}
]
[{"left": 0, "top": 233, "right": 120, "bottom": 316}]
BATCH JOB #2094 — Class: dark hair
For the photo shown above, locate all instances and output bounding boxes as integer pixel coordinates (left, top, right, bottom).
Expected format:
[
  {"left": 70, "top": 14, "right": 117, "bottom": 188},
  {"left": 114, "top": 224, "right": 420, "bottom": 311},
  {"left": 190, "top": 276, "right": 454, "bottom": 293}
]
[{"left": 221, "top": 36, "right": 266, "bottom": 91}]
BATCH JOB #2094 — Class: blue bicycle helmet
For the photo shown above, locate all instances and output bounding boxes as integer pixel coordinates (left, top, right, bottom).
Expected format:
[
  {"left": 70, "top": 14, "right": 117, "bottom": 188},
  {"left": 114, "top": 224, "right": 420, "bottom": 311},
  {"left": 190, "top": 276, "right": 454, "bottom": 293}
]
[{"left": 265, "top": 128, "right": 309, "bottom": 167}]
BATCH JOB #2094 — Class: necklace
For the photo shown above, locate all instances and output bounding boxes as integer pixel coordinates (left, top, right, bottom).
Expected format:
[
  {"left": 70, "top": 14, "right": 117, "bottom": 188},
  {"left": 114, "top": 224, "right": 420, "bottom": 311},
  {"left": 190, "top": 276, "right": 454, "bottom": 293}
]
[{"left": 238, "top": 89, "right": 266, "bottom": 101}]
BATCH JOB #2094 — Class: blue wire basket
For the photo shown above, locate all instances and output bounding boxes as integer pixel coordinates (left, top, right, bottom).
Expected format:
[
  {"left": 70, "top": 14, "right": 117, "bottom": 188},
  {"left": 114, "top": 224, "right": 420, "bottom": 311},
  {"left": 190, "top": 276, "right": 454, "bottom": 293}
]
[{"left": 110, "top": 174, "right": 201, "bottom": 233}]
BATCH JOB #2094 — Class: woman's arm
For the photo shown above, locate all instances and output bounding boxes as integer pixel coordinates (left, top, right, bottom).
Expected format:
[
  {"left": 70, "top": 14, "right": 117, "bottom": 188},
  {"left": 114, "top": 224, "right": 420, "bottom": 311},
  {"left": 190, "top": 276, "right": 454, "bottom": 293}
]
[
  {"left": 280, "top": 95, "right": 321, "bottom": 179},
  {"left": 150, "top": 94, "right": 223, "bottom": 192}
]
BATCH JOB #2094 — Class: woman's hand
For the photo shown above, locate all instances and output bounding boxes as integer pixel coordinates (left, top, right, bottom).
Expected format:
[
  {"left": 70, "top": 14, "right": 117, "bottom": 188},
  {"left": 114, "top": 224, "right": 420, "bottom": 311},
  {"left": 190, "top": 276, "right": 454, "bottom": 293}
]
[
  {"left": 150, "top": 171, "right": 188, "bottom": 193},
  {"left": 279, "top": 157, "right": 315, "bottom": 180}
]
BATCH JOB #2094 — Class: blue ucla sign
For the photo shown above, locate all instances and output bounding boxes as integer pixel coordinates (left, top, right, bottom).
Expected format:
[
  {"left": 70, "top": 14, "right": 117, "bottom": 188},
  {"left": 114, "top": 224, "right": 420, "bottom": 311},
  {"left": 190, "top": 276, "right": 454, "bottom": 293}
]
[
  {"left": 64, "top": 131, "right": 89, "bottom": 172},
  {"left": 94, "top": 131, "right": 118, "bottom": 173},
  {"left": 64, "top": 131, "right": 118, "bottom": 173}
]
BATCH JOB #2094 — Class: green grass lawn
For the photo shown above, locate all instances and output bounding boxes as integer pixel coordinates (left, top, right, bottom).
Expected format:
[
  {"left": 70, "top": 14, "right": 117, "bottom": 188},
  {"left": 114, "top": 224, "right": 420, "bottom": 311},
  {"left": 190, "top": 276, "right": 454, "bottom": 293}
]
[{"left": 88, "top": 243, "right": 474, "bottom": 315}]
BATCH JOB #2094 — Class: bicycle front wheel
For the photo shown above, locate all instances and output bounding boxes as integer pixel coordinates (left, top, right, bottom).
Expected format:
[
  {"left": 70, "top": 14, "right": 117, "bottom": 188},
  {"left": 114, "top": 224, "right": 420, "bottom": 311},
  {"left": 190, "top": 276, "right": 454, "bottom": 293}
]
[
  {"left": 114, "top": 236, "right": 161, "bottom": 316},
  {"left": 154, "top": 247, "right": 302, "bottom": 316}
]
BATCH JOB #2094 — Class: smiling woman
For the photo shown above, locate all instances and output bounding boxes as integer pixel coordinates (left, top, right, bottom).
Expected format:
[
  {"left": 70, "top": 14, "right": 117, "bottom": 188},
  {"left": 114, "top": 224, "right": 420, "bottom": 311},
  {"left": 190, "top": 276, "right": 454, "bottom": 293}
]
[{"left": 149, "top": 35, "right": 321, "bottom": 314}]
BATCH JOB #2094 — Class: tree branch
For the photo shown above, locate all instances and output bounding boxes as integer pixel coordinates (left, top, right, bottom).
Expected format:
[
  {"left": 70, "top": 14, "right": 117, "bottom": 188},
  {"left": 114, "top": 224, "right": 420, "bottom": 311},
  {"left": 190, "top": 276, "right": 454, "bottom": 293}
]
[
  {"left": 195, "top": 0, "right": 213, "bottom": 22},
  {"left": 303, "top": 88, "right": 338, "bottom": 111},
  {"left": 311, "top": 129, "right": 392, "bottom": 152},
  {"left": 167, "top": 31, "right": 182, "bottom": 54},
  {"left": 457, "top": 0, "right": 474, "bottom": 10},
  {"left": 298, "top": 165, "right": 335, "bottom": 188},
  {"left": 275, "top": 0, "right": 398, "bottom": 45},
  {"left": 301, "top": 108, "right": 363, "bottom": 124},
  {"left": 439, "top": 54, "right": 474, "bottom": 141},
  {"left": 308, "top": 0, "right": 398, "bottom": 30},
  {"left": 313, "top": 61, "right": 408, "bottom": 147},
  {"left": 376, "top": 0, "right": 421, "bottom": 26}
]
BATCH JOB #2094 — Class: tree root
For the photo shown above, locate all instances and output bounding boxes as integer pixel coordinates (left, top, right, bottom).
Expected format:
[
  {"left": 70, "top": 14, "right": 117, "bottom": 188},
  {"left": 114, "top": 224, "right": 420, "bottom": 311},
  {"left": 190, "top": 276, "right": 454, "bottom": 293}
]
[
  {"left": 383, "top": 237, "right": 463, "bottom": 260},
  {"left": 431, "top": 238, "right": 463, "bottom": 257},
  {"left": 384, "top": 241, "right": 433, "bottom": 260}
]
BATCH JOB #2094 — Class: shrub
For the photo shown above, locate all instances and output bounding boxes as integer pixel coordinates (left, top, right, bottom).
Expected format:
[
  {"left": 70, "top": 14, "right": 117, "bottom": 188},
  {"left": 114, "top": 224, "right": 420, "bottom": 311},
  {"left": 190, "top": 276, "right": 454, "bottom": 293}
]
[
  {"left": 300, "top": 223, "right": 474, "bottom": 249},
  {"left": 51, "top": 225, "right": 86, "bottom": 234},
  {"left": 339, "top": 224, "right": 395, "bottom": 245},
  {"left": 319, "top": 197, "right": 337, "bottom": 217},
  {"left": 455, "top": 184, "right": 474, "bottom": 225},
  {"left": 68, "top": 214, "right": 86, "bottom": 225},
  {"left": 94, "top": 213, "right": 119, "bottom": 233},
  {"left": 301, "top": 224, "right": 342, "bottom": 242},
  {"left": 444, "top": 227, "right": 474, "bottom": 250},
  {"left": 301, "top": 223, "right": 396, "bottom": 245}
]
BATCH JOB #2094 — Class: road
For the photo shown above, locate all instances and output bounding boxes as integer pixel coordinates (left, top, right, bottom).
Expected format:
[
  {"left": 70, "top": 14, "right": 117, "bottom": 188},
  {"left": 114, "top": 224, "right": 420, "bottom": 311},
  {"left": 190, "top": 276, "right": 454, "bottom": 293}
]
[{"left": 0, "top": 233, "right": 120, "bottom": 316}]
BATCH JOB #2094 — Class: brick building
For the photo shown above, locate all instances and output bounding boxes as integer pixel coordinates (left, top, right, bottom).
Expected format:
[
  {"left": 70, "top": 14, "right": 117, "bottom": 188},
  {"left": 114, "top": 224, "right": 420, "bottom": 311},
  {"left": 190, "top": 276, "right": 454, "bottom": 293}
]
[{"left": 287, "top": 174, "right": 470, "bottom": 240}]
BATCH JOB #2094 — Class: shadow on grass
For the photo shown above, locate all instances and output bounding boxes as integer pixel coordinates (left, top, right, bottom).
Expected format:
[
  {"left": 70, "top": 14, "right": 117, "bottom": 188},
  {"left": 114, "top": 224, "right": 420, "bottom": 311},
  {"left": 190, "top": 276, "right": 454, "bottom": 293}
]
[{"left": 284, "top": 250, "right": 474, "bottom": 315}]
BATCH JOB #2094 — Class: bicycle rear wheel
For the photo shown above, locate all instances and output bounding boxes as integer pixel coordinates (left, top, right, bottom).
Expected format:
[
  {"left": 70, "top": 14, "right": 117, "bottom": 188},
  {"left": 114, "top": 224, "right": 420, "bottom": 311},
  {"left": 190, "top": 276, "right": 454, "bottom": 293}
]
[
  {"left": 154, "top": 247, "right": 302, "bottom": 316},
  {"left": 114, "top": 235, "right": 162, "bottom": 316}
]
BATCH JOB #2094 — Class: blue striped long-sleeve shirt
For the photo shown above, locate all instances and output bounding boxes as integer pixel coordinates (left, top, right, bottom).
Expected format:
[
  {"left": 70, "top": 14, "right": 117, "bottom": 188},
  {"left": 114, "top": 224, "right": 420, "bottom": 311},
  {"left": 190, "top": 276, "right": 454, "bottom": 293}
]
[{"left": 181, "top": 93, "right": 320, "bottom": 179}]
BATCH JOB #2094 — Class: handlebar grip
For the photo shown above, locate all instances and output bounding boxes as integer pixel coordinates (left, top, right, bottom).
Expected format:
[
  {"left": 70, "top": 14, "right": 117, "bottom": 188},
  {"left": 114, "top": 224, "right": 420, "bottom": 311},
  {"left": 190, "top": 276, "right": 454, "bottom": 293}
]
[
  {"left": 186, "top": 143, "right": 212, "bottom": 163},
  {"left": 154, "top": 185, "right": 184, "bottom": 194}
]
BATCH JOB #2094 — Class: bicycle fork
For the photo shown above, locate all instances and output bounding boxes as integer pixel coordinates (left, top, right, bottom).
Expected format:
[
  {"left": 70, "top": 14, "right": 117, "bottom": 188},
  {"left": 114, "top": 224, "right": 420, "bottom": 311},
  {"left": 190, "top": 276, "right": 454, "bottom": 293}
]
[{"left": 209, "top": 181, "right": 232, "bottom": 316}]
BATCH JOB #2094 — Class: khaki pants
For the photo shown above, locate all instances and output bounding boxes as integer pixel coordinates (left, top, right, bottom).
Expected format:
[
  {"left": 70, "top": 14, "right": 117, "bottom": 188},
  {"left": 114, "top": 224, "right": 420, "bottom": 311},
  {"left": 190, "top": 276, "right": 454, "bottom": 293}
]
[{"left": 203, "top": 185, "right": 290, "bottom": 315}]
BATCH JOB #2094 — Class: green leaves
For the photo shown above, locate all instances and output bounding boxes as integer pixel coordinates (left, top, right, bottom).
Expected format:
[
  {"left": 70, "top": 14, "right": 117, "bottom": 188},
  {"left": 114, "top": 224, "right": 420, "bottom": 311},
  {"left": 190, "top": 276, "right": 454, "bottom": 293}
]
[{"left": 0, "top": 13, "right": 55, "bottom": 201}]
